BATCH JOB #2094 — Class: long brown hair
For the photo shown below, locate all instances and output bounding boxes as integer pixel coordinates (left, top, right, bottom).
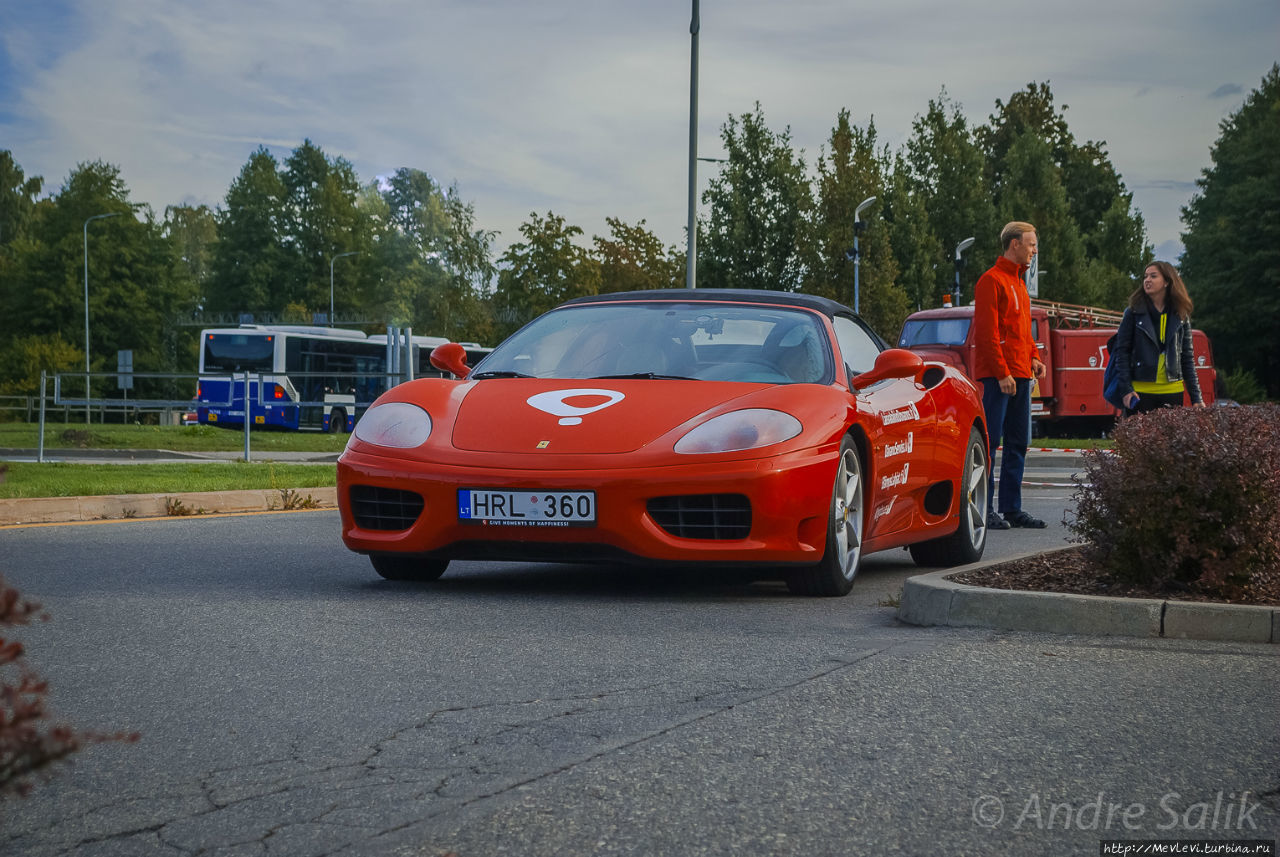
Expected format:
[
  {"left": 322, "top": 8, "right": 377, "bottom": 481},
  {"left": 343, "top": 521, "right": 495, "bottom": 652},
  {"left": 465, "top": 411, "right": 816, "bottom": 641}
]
[{"left": 1130, "top": 261, "right": 1194, "bottom": 319}]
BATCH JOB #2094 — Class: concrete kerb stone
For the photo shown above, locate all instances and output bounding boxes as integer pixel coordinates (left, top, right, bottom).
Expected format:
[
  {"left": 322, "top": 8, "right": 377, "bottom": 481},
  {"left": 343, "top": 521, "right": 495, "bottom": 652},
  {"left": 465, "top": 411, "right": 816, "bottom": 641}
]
[
  {"left": 0, "top": 487, "right": 338, "bottom": 526},
  {"left": 898, "top": 547, "right": 1279, "bottom": 644}
]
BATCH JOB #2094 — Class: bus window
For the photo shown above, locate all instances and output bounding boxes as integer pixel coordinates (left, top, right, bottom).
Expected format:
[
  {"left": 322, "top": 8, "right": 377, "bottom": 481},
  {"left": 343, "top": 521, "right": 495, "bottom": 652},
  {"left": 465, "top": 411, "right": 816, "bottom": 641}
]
[{"left": 203, "top": 334, "right": 275, "bottom": 373}]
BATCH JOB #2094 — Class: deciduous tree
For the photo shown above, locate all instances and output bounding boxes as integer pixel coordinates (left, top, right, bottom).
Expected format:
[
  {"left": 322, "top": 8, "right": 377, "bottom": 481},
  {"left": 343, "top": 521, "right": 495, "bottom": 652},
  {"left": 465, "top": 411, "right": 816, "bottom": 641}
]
[
  {"left": 811, "top": 111, "right": 907, "bottom": 339},
  {"left": 493, "top": 211, "right": 600, "bottom": 339},
  {"left": 698, "top": 104, "right": 817, "bottom": 292},
  {"left": 1180, "top": 64, "right": 1280, "bottom": 396},
  {"left": 593, "top": 217, "right": 682, "bottom": 293},
  {"left": 902, "top": 91, "right": 996, "bottom": 305},
  {"left": 208, "top": 148, "right": 290, "bottom": 314}
]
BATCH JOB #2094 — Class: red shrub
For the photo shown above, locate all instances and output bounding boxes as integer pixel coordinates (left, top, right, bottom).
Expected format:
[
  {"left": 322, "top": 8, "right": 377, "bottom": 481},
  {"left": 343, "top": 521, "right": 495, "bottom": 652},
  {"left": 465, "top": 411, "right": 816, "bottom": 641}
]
[
  {"left": 1069, "top": 404, "right": 1280, "bottom": 598},
  {"left": 1, "top": 576, "right": 137, "bottom": 798}
]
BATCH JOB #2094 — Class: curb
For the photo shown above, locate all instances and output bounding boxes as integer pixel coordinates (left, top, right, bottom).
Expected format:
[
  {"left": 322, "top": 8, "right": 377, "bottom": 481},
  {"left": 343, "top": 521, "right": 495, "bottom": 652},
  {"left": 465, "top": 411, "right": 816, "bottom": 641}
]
[
  {"left": 0, "top": 488, "right": 338, "bottom": 526},
  {"left": 897, "top": 549, "right": 1279, "bottom": 644}
]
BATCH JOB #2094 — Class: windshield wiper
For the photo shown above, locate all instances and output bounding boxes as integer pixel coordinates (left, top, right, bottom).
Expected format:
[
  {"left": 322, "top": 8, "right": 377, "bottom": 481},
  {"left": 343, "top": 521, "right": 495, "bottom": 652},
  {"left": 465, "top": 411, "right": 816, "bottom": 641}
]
[
  {"left": 470, "top": 370, "right": 535, "bottom": 379},
  {"left": 591, "top": 373, "right": 699, "bottom": 381}
]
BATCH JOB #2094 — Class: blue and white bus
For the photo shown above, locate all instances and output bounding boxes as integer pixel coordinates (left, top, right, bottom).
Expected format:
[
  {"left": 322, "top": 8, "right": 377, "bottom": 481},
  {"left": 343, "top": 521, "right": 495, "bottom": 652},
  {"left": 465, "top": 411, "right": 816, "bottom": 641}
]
[{"left": 196, "top": 325, "right": 454, "bottom": 432}]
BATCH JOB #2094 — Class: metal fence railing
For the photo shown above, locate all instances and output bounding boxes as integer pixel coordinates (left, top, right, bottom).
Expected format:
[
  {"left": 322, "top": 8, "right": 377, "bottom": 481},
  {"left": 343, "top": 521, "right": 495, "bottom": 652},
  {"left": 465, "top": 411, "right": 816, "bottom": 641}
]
[{"left": 31, "top": 369, "right": 416, "bottom": 463}]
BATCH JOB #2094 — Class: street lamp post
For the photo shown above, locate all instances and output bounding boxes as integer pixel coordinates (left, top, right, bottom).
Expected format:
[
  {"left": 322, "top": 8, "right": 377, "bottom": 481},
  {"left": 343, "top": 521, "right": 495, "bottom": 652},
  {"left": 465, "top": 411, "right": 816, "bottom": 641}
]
[
  {"left": 83, "top": 211, "right": 122, "bottom": 424},
  {"left": 849, "top": 196, "right": 876, "bottom": 315},
  {"left": 329, "top": 251, "right": 362, "bottom": 327},
  {"left": 685, "top": 0, "right": 701, "bottom": 289},
  {"left": 954, "top": 236, "right": 976, "bottom": 307}
]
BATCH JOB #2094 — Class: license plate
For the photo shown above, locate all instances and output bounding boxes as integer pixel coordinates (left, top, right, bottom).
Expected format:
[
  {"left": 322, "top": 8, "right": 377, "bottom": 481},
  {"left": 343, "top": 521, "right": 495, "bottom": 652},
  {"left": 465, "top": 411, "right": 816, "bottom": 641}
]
[{"left": 458, "top": 489, "right": 596, "bottom": 527}]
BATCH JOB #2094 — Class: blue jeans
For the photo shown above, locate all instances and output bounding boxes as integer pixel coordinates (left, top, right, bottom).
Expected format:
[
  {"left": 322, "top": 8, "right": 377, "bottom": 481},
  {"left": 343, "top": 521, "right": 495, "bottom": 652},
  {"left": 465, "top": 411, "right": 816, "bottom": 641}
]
[{"left": 981, "top": 377, "right": 1032, "bottom": 517}]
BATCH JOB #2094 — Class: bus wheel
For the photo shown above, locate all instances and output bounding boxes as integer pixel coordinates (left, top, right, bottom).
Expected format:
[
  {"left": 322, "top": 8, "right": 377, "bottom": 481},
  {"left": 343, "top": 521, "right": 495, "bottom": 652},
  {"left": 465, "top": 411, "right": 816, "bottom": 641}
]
[
  {"left": 370, "top": 555, "right": 448, "bottom": 582},
  {"left": 328, "top": 408, "right": 347, "bottom": 433}
]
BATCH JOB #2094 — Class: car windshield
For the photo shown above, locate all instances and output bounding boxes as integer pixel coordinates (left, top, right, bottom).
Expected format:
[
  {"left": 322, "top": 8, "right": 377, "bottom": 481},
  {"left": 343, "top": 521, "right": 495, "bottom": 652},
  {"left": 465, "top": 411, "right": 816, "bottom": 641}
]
[
  {"left": 474, "top": 302, "right": 833, "bottom": 384},
  {"left": 898, "top": 318, "right": 971, "bottom": 347}
]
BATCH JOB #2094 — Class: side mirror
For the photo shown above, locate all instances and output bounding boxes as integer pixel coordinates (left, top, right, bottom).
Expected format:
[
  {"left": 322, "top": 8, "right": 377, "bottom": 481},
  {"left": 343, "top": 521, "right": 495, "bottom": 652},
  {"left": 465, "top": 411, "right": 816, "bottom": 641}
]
[
  {"left": 850, "top": 348, "right": 924, "bottom": 391},
  {"left": 430, "top": 342, "right": 470, "bottom": 379}
]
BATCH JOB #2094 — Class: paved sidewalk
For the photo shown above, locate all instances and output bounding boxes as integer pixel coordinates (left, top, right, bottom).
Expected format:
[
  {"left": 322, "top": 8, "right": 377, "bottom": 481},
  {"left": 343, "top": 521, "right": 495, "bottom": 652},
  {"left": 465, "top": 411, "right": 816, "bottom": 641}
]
[
  {"left": 898, "top": 546, "right": 1279, "bottom": 644},
  {"left": 0, "top": 487, "right": 337, "bottom": 526}
]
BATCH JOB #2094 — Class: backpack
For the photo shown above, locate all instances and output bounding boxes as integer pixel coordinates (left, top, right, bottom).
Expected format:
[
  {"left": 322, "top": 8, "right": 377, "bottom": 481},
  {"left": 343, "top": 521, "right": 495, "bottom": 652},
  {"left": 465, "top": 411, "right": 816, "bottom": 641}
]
[{"left": 1102, "top": 332, "right": 1126, "bottom": 410}]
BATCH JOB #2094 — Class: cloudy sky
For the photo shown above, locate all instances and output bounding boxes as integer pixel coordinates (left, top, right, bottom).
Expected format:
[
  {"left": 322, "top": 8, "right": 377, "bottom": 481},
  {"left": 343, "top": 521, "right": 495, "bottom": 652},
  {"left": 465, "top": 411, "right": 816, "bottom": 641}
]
[{"left": 2, "top": 0, "right": 1276, "bottom": 265}]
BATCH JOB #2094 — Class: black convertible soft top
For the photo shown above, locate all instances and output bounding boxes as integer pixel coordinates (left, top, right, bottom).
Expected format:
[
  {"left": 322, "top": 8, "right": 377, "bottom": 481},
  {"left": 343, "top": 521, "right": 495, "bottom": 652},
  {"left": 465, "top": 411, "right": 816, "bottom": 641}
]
[{"left": 561, "top": 288, "right": 852, "bottom": 320}]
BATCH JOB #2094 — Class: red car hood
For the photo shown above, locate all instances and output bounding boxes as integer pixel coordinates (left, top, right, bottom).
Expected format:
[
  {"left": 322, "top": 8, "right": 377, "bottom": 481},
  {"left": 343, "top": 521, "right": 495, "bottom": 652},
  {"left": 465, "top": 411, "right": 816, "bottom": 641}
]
[{"left": 450, "top": 379, "right": 757, "bottom": 454}]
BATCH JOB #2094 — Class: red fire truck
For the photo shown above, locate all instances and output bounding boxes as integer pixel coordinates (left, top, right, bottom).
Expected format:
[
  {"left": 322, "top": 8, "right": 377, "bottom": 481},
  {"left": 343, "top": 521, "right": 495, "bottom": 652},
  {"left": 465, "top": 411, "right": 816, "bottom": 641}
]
[{"left": 897, "top": 298, "right": 1218, "bottom": 435}]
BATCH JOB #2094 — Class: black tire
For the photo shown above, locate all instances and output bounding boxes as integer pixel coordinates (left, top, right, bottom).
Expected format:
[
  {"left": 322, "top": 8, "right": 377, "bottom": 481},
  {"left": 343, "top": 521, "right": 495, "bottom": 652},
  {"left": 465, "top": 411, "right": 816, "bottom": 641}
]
[
  {"left": 908, "top": 426, "right": 988, "bottom": 567},
  {"left": 328, "top": 408, "right": 348, "bottom": 433},
  {"left": 787, "top": 436, "right": 863, "bottom": 597},
  {"left": 370, "top": 554, "right": 449, "bottom": 582}
]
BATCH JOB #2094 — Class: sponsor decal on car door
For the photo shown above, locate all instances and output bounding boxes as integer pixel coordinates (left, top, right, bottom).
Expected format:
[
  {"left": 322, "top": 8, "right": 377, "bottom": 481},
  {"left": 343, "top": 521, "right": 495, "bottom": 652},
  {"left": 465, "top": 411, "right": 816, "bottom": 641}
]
[{"left": 860, "top": 379, "right": 936, "bottom": 537}]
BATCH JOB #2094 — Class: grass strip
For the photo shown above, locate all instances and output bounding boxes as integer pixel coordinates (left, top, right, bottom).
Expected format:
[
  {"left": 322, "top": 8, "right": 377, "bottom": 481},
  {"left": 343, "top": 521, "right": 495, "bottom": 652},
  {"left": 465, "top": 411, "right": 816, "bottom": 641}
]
[
  {"left": 0, "top": 461, "right": 336, "bottom": 499},
  {"left": 0, "top": 422, "right": 347, "bottom": 453}
]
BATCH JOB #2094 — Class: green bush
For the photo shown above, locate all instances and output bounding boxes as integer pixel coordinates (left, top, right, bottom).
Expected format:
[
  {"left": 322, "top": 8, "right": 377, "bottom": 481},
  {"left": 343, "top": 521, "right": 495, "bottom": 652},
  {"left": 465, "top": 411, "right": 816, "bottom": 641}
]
[
  {"left": 1221, "top": 365, "right": 1267, "bottom": 405},
  {"left": 1069, "top": 404, "right": 1280, "bottom": 598}
]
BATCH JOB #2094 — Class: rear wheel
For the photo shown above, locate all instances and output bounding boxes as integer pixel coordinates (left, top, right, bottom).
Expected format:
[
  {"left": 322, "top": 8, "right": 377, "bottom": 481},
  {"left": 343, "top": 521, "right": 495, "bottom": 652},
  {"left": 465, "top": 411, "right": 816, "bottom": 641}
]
[
  {"left": 787, "top": 436, "right": 863, "bottom": 597},
  {"left": 370, "top": 554, "right": 449, "bottom": 582},
  {"left": 908, "top": 426, "right": 988, "bottom": 567},
  {"left": 328, "top": 408, "right": 348, "bottom": 433}
]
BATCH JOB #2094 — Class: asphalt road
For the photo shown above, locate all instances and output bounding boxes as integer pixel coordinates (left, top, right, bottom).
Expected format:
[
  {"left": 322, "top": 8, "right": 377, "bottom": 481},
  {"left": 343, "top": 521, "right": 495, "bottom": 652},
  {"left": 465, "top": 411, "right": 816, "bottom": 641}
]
[{"left": 1, "top": 486, "right": 1276, "bottom": 856}]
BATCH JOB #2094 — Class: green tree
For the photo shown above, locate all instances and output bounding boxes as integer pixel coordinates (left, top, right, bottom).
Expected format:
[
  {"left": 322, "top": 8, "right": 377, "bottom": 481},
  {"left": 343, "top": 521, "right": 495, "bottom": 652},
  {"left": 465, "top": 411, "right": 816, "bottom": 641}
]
[
  {"left": 978, "top": 82, "right": 1148, "bottom": 308},
  {"left": 993, "top": 131, "right": 1087, "bottom": 304},
  {"left": 1180, "top": 64, "right": 1280, "bottom": 397},
  {"left": 375, "top": 169, "right": 496, "bottom": 342},
  {"left": 164, "top": 204, "right": 217, "bottom": 304},
  {"left": 208, "top": 148, "right": 290, "bottom": 314},
  {"left": 811, "top": 111, "right": 908, "bottom": 339},
  {"left": 884, "top": 153, "right": 944, "bottom": 314},
  {"left": 902, "top": 90, "right": 997, "bottom": 305},
  {"left": 698, "top": 103, "right": 816, "bottom": 292},
  {"left": 280, "top": 140, "right": 367, "bottom": 316},
  {"left": 0, "top": 334, "right": 81, "bottom": 399},
  {"left": 1, "top": 151, "right": 42, "bottom": 249},
  {"left": 1, "top": 161, "right": 194, "bottom": 395},
  {"left": 493, "top": 211, "right": 601, "bottom": 338},
  {"left": 593, "top": 217, "right": 682, "bottom": 293}
]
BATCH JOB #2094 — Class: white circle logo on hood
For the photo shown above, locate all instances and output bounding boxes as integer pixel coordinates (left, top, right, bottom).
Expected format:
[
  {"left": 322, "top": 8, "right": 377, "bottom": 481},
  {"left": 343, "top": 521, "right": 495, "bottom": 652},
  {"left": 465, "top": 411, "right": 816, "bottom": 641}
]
[{"left": 526, "top": 389, "right": 625, "bottom": 426}]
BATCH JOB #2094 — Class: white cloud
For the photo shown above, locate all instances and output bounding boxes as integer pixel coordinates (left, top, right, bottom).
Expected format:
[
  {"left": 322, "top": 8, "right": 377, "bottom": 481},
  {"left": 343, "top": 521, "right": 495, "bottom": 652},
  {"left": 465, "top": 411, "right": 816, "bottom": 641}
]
[{"left": 2, "top": 0, "right": 1276, "bottom": 263}]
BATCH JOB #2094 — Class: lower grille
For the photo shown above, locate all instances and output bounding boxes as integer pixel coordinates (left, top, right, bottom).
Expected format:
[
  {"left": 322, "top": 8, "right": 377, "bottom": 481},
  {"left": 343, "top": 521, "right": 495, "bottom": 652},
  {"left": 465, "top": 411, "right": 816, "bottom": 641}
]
[
  {"left": 647, "top": 494, "right": 751, "bottom": 540},
  {"left": 349, "top": 485, "right": 424, "bottom": 531}
]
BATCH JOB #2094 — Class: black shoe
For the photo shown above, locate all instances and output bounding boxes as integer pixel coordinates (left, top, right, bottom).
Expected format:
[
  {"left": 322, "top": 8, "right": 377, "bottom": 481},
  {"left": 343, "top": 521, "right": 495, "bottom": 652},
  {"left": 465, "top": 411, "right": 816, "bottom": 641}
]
[
  {"left": 986, "top": 512, "right": 1011, "bottom": 530},
  {"left": 1005, "top": 510, "right": 1046, "bottom": 529}
]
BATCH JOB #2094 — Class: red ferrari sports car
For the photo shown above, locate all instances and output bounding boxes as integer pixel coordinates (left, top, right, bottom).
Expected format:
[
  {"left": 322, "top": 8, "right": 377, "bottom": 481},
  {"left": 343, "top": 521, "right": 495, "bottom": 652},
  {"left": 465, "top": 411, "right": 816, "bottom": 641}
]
[{"left": 337, "top": 289, "right": 989, "bottom": 596}]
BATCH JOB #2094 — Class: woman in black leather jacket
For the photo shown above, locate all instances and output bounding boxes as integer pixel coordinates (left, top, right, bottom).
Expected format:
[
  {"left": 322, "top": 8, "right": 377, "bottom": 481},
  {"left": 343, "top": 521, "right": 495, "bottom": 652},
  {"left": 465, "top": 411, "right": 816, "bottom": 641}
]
[{"left": 1112, "top": 261, "right": 1204, "bottom": 415}]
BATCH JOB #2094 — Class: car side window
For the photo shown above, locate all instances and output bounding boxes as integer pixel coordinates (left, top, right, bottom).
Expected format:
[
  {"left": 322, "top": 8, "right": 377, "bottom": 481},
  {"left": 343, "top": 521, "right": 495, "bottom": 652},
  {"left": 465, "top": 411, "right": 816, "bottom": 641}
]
[{"left": 832, "top": 316, "right": 882, "bottom": 375}]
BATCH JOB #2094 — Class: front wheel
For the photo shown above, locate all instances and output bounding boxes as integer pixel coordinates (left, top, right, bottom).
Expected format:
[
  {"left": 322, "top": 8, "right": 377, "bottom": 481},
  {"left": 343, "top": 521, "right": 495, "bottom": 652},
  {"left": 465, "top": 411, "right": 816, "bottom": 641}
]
[
  {"left": 908, "top": 426, "right": 988, "bottom": 567},
  {"left": 370, "top": 554, "right": 449, "bottom": 582},
  {"left": 787, "top": 436, "right": 863, "bottom": 597}
]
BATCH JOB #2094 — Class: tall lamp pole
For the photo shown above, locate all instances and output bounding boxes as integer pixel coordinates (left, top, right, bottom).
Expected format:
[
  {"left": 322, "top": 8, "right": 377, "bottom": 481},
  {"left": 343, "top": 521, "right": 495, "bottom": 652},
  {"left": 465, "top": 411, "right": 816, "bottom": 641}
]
[
  {"left": 685, "top": 0, "right": 700, "bottom": 289},
  {"left": 849, "top": 196, "right": 876, "bottom": 315},
  {"left": 83, "top": 212, "right": 122, "bottom": 424},
  {"left": 953, "top": 236, "right": 975, "bottom": 307},
  {"left": 329, "top": 251, "right": 362, "bottom": 327}
]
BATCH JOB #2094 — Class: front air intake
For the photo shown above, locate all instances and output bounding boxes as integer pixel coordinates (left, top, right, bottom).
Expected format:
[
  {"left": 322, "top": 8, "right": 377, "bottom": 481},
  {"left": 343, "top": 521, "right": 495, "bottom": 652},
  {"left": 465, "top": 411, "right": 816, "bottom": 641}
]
[
  {"left": 349, "top": 485, "right": 424, "bottom": 531},
  {"left": 647, "top": 494, "right": 751, "bottom": 540}
]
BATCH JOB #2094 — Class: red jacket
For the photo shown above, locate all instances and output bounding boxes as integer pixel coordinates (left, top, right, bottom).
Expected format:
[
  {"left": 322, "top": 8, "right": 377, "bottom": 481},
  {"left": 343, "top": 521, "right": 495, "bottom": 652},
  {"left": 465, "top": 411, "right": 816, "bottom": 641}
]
[{"left": 972, "top": 256, "right": 1038, "bottom": 380}]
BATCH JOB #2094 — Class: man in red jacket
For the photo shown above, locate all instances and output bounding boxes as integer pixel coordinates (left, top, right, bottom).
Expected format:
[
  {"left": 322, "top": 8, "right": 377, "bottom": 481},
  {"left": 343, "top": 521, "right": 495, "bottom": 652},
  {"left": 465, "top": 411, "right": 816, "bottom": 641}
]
[{"left": 973, "top": 221, "right": 1047, "bottom": 530}]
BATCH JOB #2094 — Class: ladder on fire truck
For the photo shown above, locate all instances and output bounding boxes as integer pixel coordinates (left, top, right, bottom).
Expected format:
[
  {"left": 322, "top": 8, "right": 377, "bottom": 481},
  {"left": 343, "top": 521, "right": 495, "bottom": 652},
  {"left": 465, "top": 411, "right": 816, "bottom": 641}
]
[{"left": 1030, "top": 298, "right": 1124, "bottom": 329}]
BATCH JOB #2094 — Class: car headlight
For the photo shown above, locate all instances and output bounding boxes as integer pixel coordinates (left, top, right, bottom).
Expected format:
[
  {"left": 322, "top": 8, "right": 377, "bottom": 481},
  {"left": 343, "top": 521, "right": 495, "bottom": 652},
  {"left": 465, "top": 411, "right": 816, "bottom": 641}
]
[
  {"left": 352, "top": 402, "right": 432, "bottom": 448},
  {"left": 674, "top": 409, "right": 802, "bottom": 454}
]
